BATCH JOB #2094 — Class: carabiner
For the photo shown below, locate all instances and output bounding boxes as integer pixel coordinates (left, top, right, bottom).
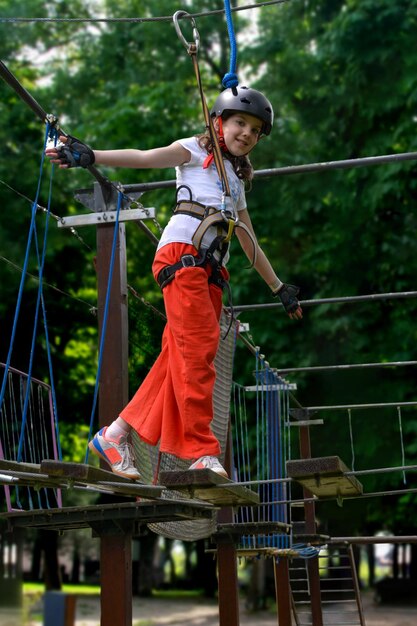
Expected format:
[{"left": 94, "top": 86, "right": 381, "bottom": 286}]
[
  {"left": 173, "top": 10, "right": 200, "bottom": 54},
  {"left": 221, "top": 209, "right": 239, "bottom": 243}
]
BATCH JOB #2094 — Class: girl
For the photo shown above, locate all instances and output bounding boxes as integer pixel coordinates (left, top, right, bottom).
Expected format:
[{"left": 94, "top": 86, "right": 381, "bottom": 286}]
[{"left": 46, "top": 86, "right": 302, "bottom": 481}]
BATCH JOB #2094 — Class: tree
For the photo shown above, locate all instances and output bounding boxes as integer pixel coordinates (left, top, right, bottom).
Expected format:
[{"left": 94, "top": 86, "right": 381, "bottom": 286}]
[
  {"left": 241, "top": 0, "right": 417, "bottom": 537},
  {"left": 1, "top": 0, "right": 417, "bottom": 589}
]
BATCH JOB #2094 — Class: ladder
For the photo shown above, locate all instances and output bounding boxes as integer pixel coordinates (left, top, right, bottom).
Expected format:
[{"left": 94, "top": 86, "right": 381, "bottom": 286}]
[{"left": 289, "top": 543, "right": 366, "bottom": 625}]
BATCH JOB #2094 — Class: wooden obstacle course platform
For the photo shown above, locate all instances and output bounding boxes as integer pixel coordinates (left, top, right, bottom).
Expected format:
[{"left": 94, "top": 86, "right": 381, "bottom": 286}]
[
  {"left": 0, "top": 459, "right": 163, "bottom": 499},
  {"left": 291, "top": 521, "right": 330, "bottom": 544},
  {"left": 215, "top": 521, "right": 292, "bottom": 540},
  {"left": 40, "top": 460, "right": 163, "bottom": 498},
  {"left": 286, "top": 456, "right": 363, "bottom": 498},
  {"left": 0, "top": 499, "right": 215, "bottom": 533},
  {"left": 206, "top": 546, "right": 301, "bottom": 558},
  {"left": 159, "top": 468, "right": 260, "bottom": 506}
]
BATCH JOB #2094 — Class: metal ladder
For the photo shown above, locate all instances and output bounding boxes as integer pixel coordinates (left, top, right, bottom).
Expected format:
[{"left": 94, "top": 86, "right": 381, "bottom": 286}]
[{"left": 289, "top": 543, "right": 366, "bottom": 625}]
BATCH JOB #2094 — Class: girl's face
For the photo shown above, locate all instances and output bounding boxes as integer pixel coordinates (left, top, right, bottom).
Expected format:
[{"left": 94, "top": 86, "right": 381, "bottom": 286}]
[{"left": 217, "top": 112, "right": 262, "bottom": 156}]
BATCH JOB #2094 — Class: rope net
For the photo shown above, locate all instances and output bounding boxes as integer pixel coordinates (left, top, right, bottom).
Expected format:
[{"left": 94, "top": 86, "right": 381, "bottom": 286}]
[
  {"left": 231, "top": 359, "right": 293, "bottom": 553},
  {"left": 0, "top": 363, "right": 61, "bottom": 512},
  {"left": 132, "top": 311, "right": 237, "bottom": 540}
]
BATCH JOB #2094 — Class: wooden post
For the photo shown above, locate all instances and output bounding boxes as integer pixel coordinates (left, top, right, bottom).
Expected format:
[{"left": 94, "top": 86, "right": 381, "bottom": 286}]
[
  {"left": 100, "top": 534, "right": 132, "bottom": 626},
  {"left": 96, "top": 227, "right": 129, "bottom": 425},
  {"left": 217, "top": 541, "right": 239, "bottom": 626},
  {"left": 95, "top": 186, "right": 131, "bottom": 626},
  {"left": 274, "top": 558, "right": 292, "bottom": 626},
  {"left": 217, "top": 426, "right": 239, "bottom": 626}
]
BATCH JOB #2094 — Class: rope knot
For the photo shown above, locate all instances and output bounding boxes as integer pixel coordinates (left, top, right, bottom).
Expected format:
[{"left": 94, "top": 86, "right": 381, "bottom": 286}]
[{"left": 222, "top": 72, "right": 239, "bottom": 90}]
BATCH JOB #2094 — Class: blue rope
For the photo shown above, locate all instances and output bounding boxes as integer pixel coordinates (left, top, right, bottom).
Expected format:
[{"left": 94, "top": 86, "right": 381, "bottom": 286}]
[
  {"left": 292, "top": 543, "right": 321, "bottom": 559},
  {"left": 17, "top": 130, "right": 62, "bottom": 462},
  {"left": 222, "top": 0, "right": 239, "bottom": 90},
  {"left": 0, "top": 124, "right": 51, "bottom": 417},
  {"left": 41, "top": 135, "right": 62, "bottom": 462},
  {"left": 85, "top": 190, "right": 124, "bottom": 462}
]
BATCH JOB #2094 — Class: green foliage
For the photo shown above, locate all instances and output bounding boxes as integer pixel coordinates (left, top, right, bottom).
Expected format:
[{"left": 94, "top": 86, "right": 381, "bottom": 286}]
[
  {"left": 238, "top": 0, "right": 417, "bottom": 533},
  {"left": 58, "top": 422, "right": 92, "bottom": 463},
  {"left": 1, "top": 0, "right": 416, "bottom": 536}
]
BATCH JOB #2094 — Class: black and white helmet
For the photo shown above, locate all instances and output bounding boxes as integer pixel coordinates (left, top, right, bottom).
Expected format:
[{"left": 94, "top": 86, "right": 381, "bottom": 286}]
[{"left": 210, "top": 86, "right": 274, "bottom": 135}]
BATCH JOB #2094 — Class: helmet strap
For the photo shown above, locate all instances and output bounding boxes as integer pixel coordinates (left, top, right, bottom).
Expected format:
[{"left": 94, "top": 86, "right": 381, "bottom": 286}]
[{"left": 203, "top": 116, "right": 229, "bottom": 169}]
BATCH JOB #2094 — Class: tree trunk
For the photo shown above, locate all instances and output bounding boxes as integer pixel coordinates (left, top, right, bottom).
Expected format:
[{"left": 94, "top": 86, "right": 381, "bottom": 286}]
[{"left": 41, "top": 530, "right": 61, "bottom": 590}]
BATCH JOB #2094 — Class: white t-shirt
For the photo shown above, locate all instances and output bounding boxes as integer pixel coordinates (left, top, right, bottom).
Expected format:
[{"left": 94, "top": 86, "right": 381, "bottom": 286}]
[{"left": 157, "top": 136, "right": 247, "bottom": 259}]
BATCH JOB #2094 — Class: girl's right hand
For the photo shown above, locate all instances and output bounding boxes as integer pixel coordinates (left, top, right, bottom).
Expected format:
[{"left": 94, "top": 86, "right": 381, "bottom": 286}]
[{"left": 45, "top": 135, "right": 95, "bottom": 168}]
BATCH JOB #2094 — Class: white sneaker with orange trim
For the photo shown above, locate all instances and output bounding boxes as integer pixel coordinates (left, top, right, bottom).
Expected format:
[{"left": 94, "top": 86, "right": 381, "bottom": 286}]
[
  {"left": 188, "top": 456, "right": 228, "bottom": 478},
  {"left": 88, "top": 427, "right": 141, "bottom": 481}
]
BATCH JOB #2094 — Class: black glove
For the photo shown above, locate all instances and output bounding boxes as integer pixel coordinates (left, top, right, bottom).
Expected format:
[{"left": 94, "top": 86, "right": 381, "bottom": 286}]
[
  {"left": 273, "top": 283, "right": 301, "bottom": 315},
  {"left": 56, "top": 135, "right": 95, "bottom": 168}
]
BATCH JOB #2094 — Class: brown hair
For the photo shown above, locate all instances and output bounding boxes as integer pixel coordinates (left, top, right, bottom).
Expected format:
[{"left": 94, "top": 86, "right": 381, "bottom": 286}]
[{"left": 197, "top": 113, "right": 254, "bottom": 184}]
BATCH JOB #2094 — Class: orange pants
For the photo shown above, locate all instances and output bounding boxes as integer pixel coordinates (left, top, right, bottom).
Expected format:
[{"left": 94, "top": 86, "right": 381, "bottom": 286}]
[{"left": 120, "top": 243, "right": 228, "bottom": 459}]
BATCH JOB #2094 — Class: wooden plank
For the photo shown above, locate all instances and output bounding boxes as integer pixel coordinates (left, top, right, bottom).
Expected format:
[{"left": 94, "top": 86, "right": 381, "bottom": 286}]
[
  {"left": 215, "top": 521, "right": 292, "bottom": 538},
  {"left": 286, "top": 456, "right": 363, "bottom": 497},
  {"left": 207, "top": 547, "right": 301, "bottom": 558},
  {"left": 159, "top": 469, "right": 259, "bottom": 506},
  {"left": 0, "top": 459, "right": 42, "bottom": 474},
  {"left": 292, "top": 534, "right": 331, "bottom": 544},
  {"left": 0, "top": 460, "right": 161, "bottom": 500},
  {"left": 40, "top": 460, "right": 162, "bottom": 499},
  {"left": 0, "top": 469, "right": 161, "bottom": 499},
  {"left": 0, "top": 499, "right": 215, "bottom": 532},
  {"left": 94, "top": 481, "right": 163, "bottom": 499},
  {"left": 160, "top": 468, "right": 230, "bottom": 488},
  {"left": 0, "top": 460, "right": 61, "bottom": 489},
  {"left": 41, "top": 460, "right": 134, "bottom": 483}
]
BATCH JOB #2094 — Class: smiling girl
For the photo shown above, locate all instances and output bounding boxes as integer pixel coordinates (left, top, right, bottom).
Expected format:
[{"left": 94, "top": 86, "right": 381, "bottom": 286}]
[{"left": 46, "top": 86, "right": 302, "bottom": 481}]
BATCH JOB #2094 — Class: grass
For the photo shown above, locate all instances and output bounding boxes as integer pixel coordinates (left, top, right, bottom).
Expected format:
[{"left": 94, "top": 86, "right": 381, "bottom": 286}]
[
  {"left": 24, "top": 582, "right": 101, "bottom": 595},
  {"left": 22, "top": 583, "right": 101, "bottom": 625},
  {"left": 21, "top": 584, "right": 210, "bottom": 626}
]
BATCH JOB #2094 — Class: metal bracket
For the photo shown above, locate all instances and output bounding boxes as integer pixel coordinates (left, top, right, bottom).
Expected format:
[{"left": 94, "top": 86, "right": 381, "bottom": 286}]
[
  {"left": 287, "top": 419, "right": 324, "bottom": 427},
  {"left": 74, "top": 182, "right": 144, "bottom": 213},
  {"left": 288, "top": 408, "right": 322, "bottom": 426},
  {"left": 244, "top": 383, "right": 297, "bottom": 392},
  {"left": 58, "top": 207, "right": 156, "bottom": 229}
]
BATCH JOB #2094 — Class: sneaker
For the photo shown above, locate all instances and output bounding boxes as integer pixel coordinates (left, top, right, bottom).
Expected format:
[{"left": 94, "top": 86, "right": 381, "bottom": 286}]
[
  {"left": 88, "top": 427, "right": 141, "bottom": 481},
  {"left": 189, "top": 456, "right": 228, "bottom": 478}
]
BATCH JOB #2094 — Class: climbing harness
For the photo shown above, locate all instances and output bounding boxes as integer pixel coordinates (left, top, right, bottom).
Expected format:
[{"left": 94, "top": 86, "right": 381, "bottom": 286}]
[
  {"left": 156, "top": 234, "right": 227, "bottom": 291},
  {"left": 174, "top": 201, "right": 238, "bottom": 250},
  {"left": 157, "top": 199, "right": 258, "bottom": 297}
]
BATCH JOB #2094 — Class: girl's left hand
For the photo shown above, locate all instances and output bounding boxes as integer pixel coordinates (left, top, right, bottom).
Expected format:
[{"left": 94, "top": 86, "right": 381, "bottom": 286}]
[{"left": 274, "top": 283, "right": 303, "bottom": 320}]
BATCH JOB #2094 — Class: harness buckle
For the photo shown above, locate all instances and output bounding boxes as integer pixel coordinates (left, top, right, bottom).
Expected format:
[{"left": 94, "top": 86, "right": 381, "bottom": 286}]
[
  {"left": 221, "top": 209, "right": 238, "bottom": 223},
  {"left": 221, "top": 210, "right": 239, "bottom": 243},
  {"left": 181, "top": 254, "right": 196, "bottom": 268}
]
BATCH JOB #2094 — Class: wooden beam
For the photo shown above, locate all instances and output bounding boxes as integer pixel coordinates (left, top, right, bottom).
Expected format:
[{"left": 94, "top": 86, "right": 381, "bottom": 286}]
[
  {"left": 159, "top": 468, "right": 259, "bottom": 506},
  {"left": 96, "top": 214, "right": 130, "bottom": 626},
  {"left": 286, "top": 456, "right": 363, "bottom": 498}
]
